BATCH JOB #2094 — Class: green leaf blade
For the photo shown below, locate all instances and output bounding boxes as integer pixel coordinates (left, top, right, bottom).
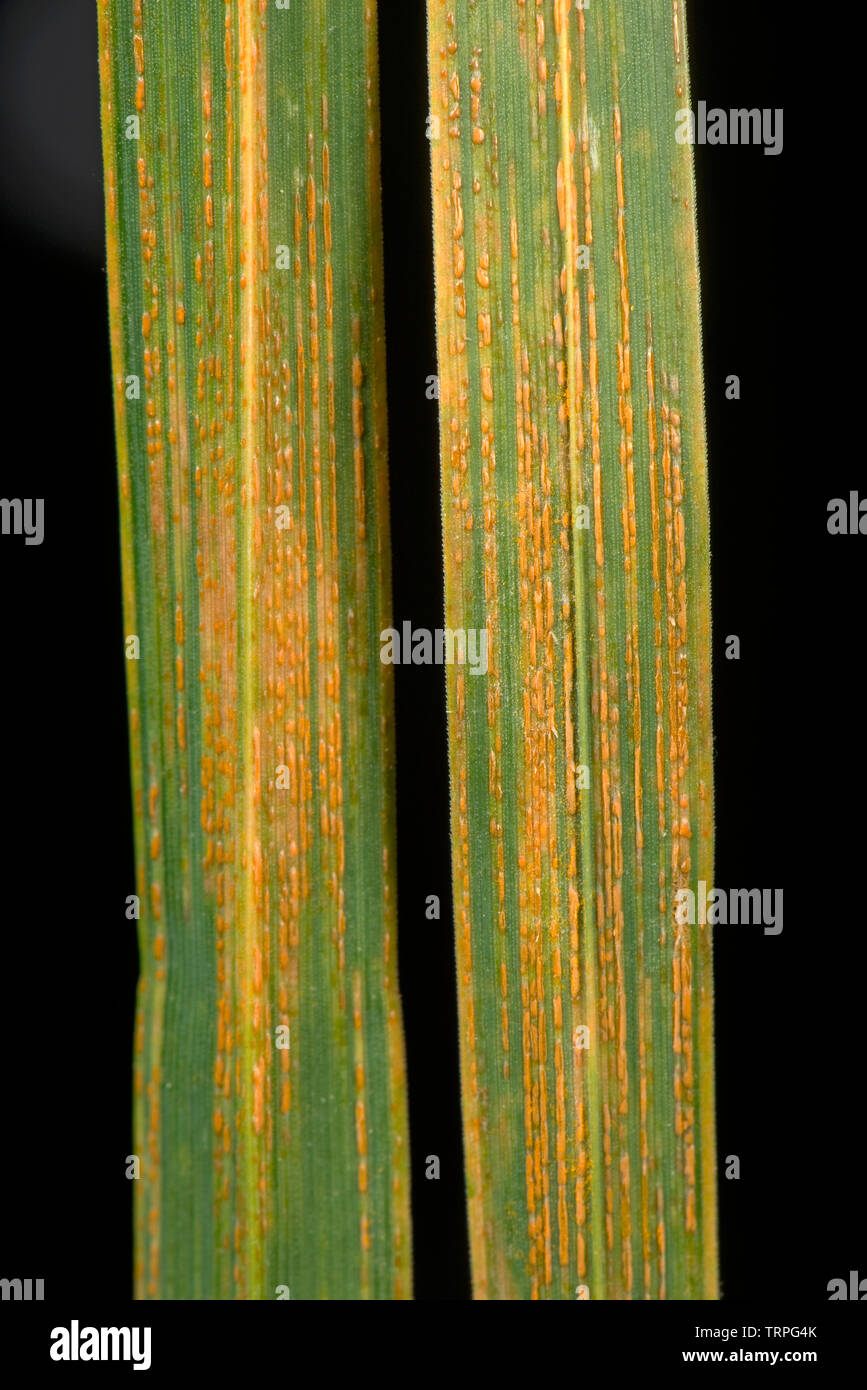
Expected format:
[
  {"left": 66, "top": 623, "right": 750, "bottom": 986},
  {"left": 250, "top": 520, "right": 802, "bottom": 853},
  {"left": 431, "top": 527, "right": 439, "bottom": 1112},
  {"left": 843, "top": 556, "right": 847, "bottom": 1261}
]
[
  {"left": 98, "top": 0, "right": 411, "bottom": 1300},
  {"left": 428, "top": 0, "right": 716, "bottom": 1300}
]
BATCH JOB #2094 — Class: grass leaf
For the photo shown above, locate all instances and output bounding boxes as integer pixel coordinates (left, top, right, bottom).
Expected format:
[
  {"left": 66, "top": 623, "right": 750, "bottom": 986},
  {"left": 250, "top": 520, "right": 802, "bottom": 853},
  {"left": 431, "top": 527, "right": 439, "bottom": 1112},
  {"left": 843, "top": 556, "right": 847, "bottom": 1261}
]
[
  {"left": 97, "top": 0, "right": 411, "bottom": 1299},
  {"left": 427, "top": 0, "right": 717, "bottom": 1299}
]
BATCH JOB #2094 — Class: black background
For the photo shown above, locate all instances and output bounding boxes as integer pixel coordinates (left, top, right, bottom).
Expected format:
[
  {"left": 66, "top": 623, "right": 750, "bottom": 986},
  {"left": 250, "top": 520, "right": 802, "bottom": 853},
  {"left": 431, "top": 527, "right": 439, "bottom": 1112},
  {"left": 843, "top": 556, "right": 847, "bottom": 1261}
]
[{"left": 0, "top": 0, "right": 862, "bottom": 1321}]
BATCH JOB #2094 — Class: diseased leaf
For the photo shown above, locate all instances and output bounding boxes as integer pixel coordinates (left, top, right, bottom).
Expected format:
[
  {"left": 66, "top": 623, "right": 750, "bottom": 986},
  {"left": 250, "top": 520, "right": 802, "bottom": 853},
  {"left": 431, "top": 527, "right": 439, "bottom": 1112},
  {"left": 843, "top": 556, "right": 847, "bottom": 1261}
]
[
  {"left": 97, "top": 0, "right": 411, "bottom": 1300},
  {"left": 427, "top": 0, "right": 716, "bottom": 1299}
]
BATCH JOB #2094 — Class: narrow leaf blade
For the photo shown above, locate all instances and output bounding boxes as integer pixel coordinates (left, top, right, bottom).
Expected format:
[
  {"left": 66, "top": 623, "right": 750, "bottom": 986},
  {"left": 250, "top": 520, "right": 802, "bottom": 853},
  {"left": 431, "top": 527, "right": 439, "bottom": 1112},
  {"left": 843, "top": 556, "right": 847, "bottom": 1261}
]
[
  {"left": 98, "top": 0, "right": 411, "bottom": 1300},
  {"left": 428, "top": 0, "right": 716, "bottom": 1299}
]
